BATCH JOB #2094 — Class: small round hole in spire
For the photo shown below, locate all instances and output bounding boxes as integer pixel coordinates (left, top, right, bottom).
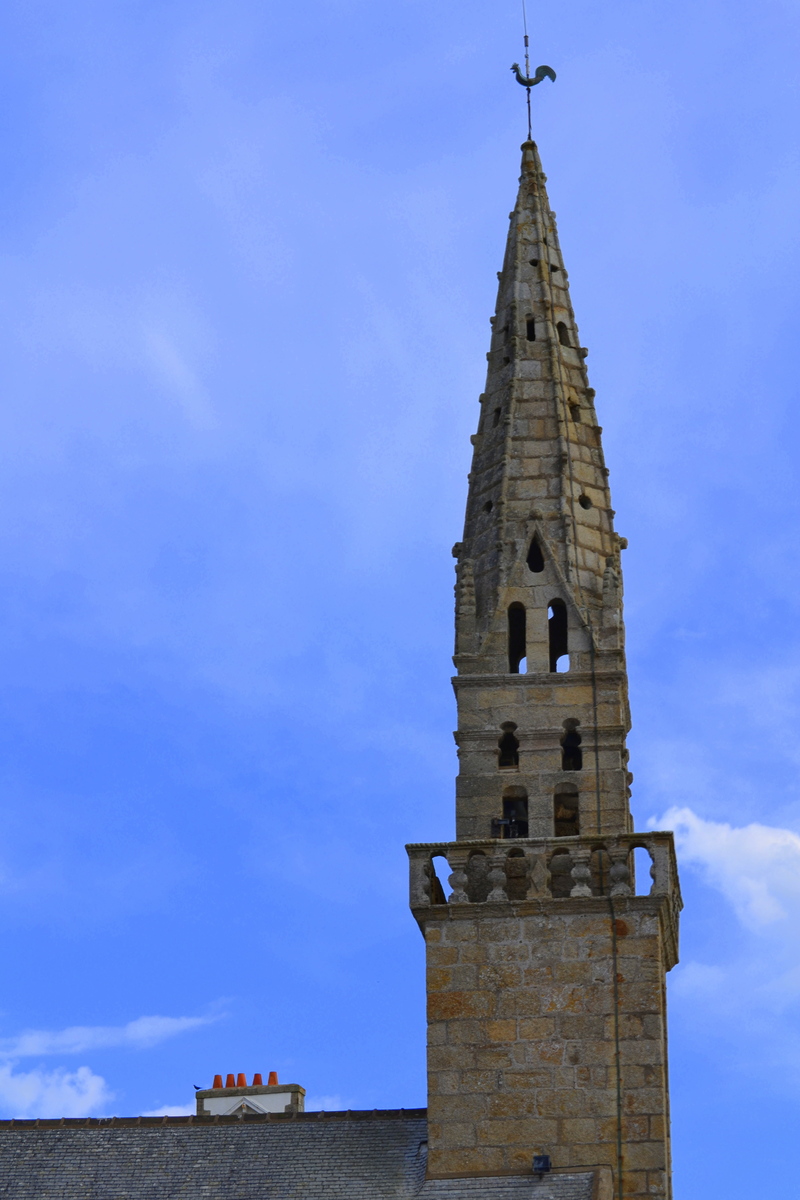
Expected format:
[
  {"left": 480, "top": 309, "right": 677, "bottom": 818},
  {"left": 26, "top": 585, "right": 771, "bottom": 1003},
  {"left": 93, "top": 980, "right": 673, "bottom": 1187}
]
[{"left": 578, "top": 495, "right": 592, "bottom": 510}]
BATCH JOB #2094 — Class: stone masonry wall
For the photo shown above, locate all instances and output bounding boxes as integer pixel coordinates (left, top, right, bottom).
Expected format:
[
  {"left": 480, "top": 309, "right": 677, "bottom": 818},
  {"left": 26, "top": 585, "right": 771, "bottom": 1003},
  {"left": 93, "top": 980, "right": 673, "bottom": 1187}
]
[{"left": 423, "top": 897, "right": 672, "bottom": 1200}]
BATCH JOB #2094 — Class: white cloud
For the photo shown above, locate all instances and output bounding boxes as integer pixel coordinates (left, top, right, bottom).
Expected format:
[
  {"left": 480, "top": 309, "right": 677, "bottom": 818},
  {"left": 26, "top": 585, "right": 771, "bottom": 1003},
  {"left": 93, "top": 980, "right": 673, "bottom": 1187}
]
[
  {"left": 143, "top": 1104, "right": 195, "bottom": 1116},
  {"left": 304, "top": 1094, "right": 345, "bottom": 1111},
  {"left": 0, "top": 1064, "right": 111, "bottom": 1119},
  {"left": 653, "top": 805, "right": 800, "bottom": 929},
  {"left": 652, "top": 805, "right": 800, "bottom": 1084},
  {"left": 0, "top": 1013, "right": 215, "bottom": 1059}
]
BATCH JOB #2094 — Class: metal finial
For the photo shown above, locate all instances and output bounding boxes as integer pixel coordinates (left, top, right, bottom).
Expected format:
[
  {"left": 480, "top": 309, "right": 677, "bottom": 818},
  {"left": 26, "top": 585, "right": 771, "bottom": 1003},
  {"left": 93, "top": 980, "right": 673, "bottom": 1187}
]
[{"left": 512, "top": 2, "right": 556, "bottom": 140}]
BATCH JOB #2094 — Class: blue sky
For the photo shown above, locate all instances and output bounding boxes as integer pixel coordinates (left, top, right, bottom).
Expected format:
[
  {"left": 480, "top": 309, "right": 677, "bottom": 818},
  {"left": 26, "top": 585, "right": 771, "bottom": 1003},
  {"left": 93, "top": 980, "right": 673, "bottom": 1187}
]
[{"left": 0, "top": 0, "right": 799, "bottom": 1195}]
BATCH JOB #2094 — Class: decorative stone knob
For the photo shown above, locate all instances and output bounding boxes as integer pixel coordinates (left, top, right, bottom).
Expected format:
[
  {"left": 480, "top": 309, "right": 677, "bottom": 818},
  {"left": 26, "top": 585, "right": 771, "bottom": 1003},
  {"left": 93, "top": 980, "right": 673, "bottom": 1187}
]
[
  {"left": 608, "top": 847, "right": 632, "bottom": 898},
  {"left": 569, "top": 848, "right": 593, "bottom": 898},
  {"left": 487, "top": 855, "right": 509, "bottom": 902}
]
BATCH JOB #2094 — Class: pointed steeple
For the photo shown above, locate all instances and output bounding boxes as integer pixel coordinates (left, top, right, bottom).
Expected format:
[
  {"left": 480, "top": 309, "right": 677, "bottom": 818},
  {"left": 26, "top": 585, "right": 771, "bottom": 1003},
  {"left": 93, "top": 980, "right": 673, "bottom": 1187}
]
[
  {"left": 407, "top": 137, "right": 680, "bottom": 1197},
  {"left": 452, "top": 141, "right": 632, "bottom": 840}
]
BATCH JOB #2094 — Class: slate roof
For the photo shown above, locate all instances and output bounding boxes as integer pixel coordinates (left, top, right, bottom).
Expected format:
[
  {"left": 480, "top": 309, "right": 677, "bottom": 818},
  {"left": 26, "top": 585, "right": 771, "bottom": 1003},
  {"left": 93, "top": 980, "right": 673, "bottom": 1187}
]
[{"left": 0, "top": 1110, "right": 595, "bottom": 1200}]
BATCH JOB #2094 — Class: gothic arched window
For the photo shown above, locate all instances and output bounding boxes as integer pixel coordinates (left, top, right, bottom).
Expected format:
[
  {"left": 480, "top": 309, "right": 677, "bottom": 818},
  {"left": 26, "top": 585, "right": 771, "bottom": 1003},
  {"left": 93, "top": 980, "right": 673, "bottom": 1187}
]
[
  {"left": 557, "top": 321, "right": 570, "bottom": 347},
  {"left": 526, "top": 536, "right": 544, "bottom": 573},
  {"left": 508, "top": 603, "right": 527, "bottom": 673},
  {"left": 548, "top": 599, "right": 568, "bottom": 672}
]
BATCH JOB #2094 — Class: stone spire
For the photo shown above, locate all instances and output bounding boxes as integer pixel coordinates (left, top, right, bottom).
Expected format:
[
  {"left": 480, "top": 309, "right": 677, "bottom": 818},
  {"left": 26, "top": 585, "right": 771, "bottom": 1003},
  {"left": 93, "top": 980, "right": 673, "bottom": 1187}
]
[
  {"left": 452, "top": 139, "right": 631, "bottom": 842},
  {"left": 407, "top": 137, "right": 681, "bottom": 1200}
]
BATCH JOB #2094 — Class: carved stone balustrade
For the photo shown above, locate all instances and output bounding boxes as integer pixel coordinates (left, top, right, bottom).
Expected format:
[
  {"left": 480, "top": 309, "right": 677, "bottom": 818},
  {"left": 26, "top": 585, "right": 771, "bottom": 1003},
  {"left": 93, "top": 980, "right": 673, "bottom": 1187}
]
[{"left": 407, "top": 831, "right": 682, "bottom": 968}]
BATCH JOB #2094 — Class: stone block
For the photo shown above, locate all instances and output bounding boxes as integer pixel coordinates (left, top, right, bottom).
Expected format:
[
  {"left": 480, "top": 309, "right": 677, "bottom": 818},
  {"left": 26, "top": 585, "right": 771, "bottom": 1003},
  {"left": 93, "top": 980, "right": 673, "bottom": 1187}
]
[
  {"left": 486, "top": 1019, "right": 517, "bottom": 1042},
  {"left": 427, "top": 990, "right": 494, "bottom": 1021},
  {"left": 428, "top": 1147, "right": 505, "bottom": 1177}
]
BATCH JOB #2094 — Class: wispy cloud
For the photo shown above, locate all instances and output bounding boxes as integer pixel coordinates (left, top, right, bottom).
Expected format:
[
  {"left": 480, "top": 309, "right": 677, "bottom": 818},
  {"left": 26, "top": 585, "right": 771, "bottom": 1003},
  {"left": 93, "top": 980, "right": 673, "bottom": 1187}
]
[
  {"left": 0, "top": 1014, "right": 215, "bottom": 1059},
  {"left": 304, "top": 1093, "right": 346, "bottom": 1112},
  {"left": 655, "top": 806, "right": 800, "bottom": 1084},
  {"left": 0, "top": 1064, "right": 112, "bottom": 1119},
  {"left": 143, "top": 1103, "right": 195, "bottom": 1116},
  {"left": 656, "top": 805, "right": 800, "bottom": 929}
]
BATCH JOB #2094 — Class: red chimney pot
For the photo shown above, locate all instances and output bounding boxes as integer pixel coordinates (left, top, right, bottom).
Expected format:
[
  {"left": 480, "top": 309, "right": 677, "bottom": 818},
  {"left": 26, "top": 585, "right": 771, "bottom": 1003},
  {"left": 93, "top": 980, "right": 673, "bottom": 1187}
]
[
  {"left": 225, "top": 1074, "right": 236, "bottom": 1088},
  {"left": 252, "top": 1074, "right": 263, "bottom": 1086},
  {"left": 212, "top": 1075, "right": 223, "bottom": 1090},
  {"left": 267, "top": 1071, "right": 278, "bottom": 1086},
  {"left": 237, "top": 1073, "right": 247, "bottom": 1087}
]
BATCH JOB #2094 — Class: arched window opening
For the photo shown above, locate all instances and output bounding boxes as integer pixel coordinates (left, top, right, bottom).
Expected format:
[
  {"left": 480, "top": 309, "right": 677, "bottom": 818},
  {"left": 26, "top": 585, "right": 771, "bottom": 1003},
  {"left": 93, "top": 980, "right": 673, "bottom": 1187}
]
[
  {"left": 561, "top": 721, "right": 583, "bottom": 771},
  {"left": 526, "top": 536, "right": 545, "bottom": 573},
  {"left": 526, "top": 317, "right": 536, "bottom": 341},
  {"left": 548, "top": 599, "right": 568, "bottom": 673},
  {"left": 569, "top": 403, "right": 581, "bottom": 423},
  {"left": 554, "top": 786, "right": 579, "bottom": 838},
  {"left": 497, "top": 727, "right": 520, "bottom": 769},
  {"left": 557, "top": 322, "right": 570, "bottom": 347},
  {"left": 633, "top": 846, "right": 654, "bottom": 896},
  {"left": 492, "top": 407, "right": 501, "bottom": 427},
  {"left": 491, "top": 787, "right": 529, "bottom": 840},
  {"left": 429, "top": 855, "right": 450, "bottom": 904},
  {"left": 483, "top": 500, "right": 493, "bottom": 513},
  {"left": 508, "top": 603, "right": 527, "bottom": 673}
]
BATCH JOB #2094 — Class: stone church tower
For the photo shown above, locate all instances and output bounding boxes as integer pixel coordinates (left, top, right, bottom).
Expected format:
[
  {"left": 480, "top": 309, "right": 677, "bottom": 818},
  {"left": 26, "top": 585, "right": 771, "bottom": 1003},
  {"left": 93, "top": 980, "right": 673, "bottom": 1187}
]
[{"left": 408, "top": 142, "right": 682, "bottom": 1200}]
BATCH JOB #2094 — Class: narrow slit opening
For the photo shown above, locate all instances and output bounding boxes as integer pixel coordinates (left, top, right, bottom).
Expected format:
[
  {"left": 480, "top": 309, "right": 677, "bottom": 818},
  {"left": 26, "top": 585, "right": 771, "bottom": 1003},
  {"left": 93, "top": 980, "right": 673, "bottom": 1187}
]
[
  {"left": 548, "top": 599, "right": 568, "bottom": 673},
  {"left": 508, "top": 603, "right": 527, "bottom": 674}
]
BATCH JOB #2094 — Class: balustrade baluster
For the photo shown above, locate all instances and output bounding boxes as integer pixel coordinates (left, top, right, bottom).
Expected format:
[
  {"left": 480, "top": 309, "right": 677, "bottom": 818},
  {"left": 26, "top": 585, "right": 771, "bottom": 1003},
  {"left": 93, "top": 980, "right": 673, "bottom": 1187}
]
[
  {"left": 487, "top": 851, "right": 509, "bottom": 902},
  {"left": 569, "top": 847, "right": 593, "bottom": 898},
  {"left": 446, "top": 852, "right": 470, "bottom": 904},
  {"left": 608, "top": 844, "right": 633, "bottom": 897}
]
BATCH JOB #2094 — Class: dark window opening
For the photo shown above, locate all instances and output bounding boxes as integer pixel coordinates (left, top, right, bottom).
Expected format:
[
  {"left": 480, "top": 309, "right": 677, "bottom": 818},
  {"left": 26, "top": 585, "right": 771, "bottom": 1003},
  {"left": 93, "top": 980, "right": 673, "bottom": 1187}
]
[
  {"left": 557, "top": 322, "right": 570, "bottom": 347},
  {"left": 508, "top": 603, "right": 527, "bottom": 674},
  {"left": 483, "top": 500, "right": 493, "bottom": 513},
  {"left": 498, "top": 729, "right": 520, "bottom": 769},
  {"left": 578, "top": 494, "right": 592, "bottom": 510},
  {"left": 526, "top": 536, "right": 545, "bottom": 573},
  {"left": 569, "top": 403, "right": 580, "bottom": 423},
  {"left": 548, "top": 599, "right": 568, "bottom": 672},
  {"left": 554, "top": 787, "right": 580, "bottom": 837},
  {"left": 503, "top": 356, "right": 510, "bottom": 365},
  {"left": 550, "top": 265, "right": 560, "bottom": 273},
  {"left": 526, "top": 318, "right": 536, "bottom": 341},
  {"left": 492, "top": 407, "right": 501, "bottom": 427},
  {"left": 491, "top": 789, "right": 529, "bottom": 840},
  {"left": 561, "top": 723, "right": 583, "bottom": 771}
]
